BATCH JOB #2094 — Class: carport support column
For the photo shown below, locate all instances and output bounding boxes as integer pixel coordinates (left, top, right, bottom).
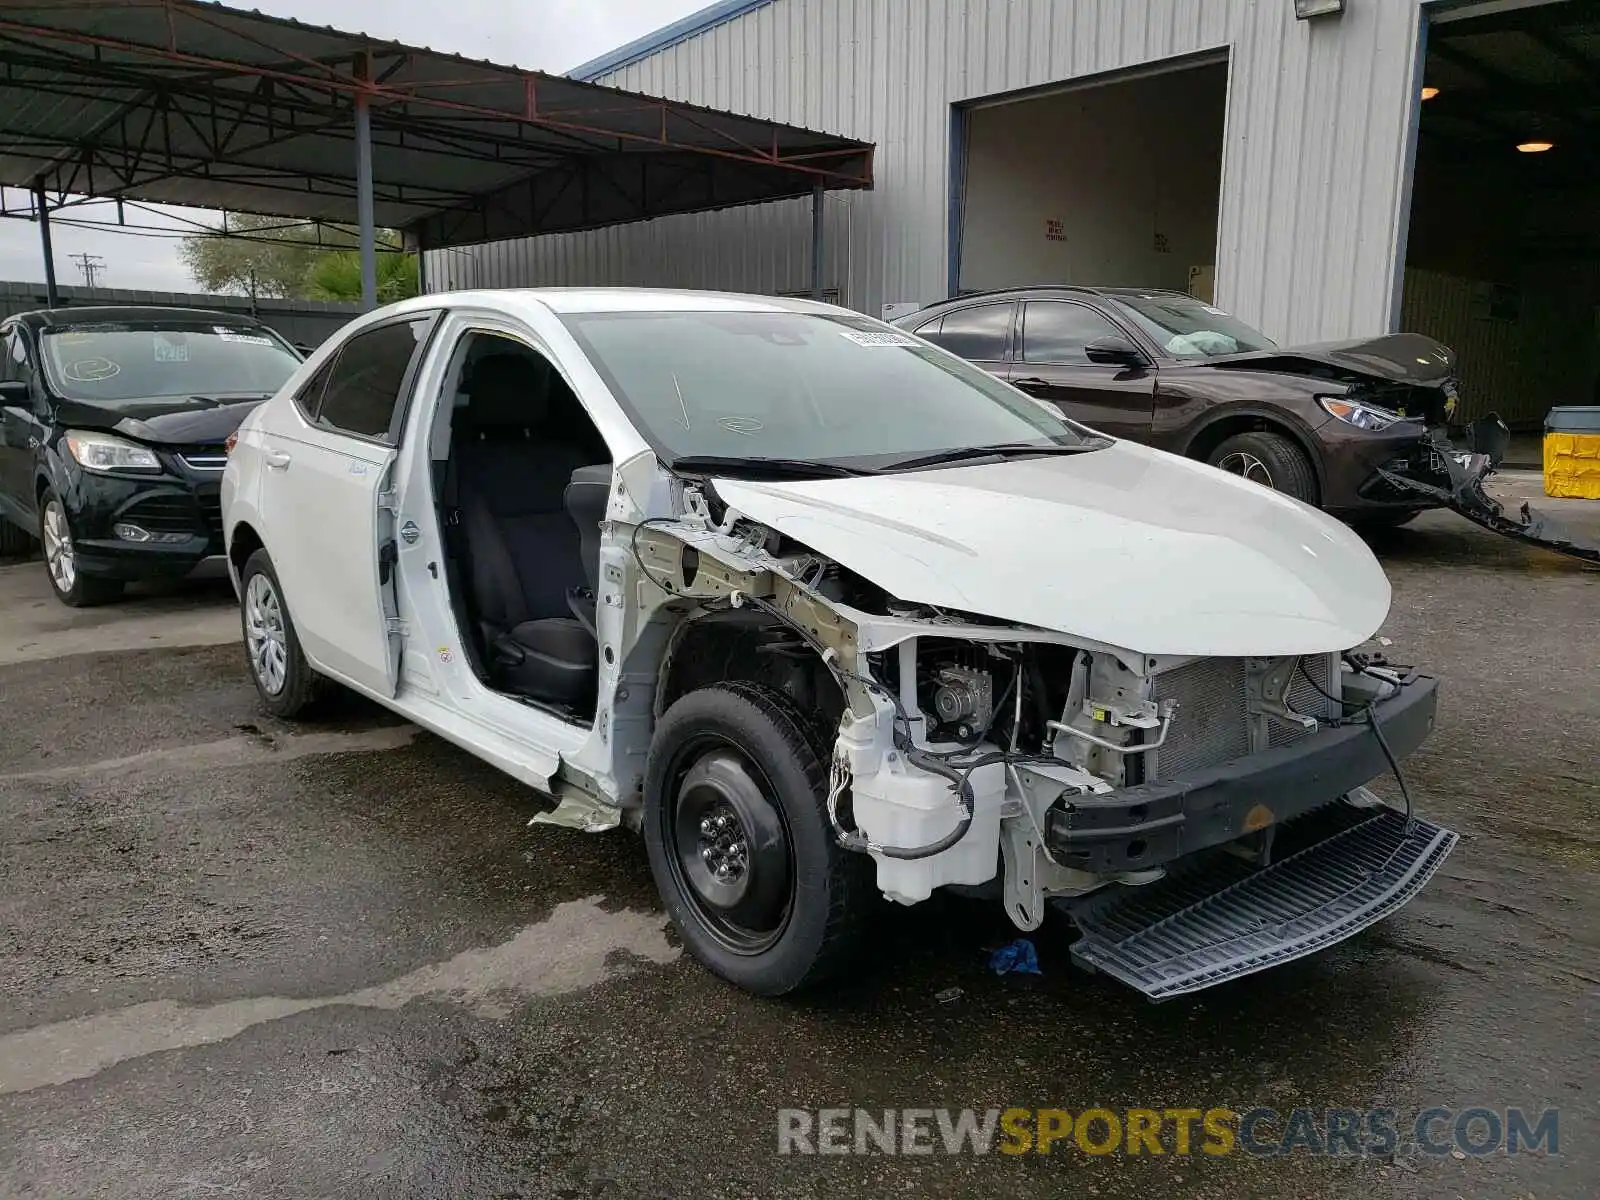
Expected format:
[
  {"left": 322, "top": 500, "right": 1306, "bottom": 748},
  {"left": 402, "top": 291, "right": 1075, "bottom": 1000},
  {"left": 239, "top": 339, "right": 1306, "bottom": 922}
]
[
  {"left": 33, "top": 177, "right": 57, "bottom": 308},
  {"left": 355, "top": 67, "right": 377, "bottom": 312},
  {"left": 810, "top": 182, "right": 824, "bottom": 302}
]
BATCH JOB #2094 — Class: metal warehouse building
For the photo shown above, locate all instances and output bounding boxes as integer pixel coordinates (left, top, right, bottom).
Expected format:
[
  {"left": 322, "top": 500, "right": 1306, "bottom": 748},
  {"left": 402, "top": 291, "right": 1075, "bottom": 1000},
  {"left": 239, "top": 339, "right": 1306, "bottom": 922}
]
[{"left": 430, "top": 0, "right": 1600, "bottom": 427}]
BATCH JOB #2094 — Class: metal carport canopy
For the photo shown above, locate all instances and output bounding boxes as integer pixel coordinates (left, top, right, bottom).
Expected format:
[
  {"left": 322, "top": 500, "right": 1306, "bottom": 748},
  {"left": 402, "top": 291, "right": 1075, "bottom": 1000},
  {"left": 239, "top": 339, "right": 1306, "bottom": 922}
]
[{"left": 0, "top": 0, "right": 874, "bottom": 305}]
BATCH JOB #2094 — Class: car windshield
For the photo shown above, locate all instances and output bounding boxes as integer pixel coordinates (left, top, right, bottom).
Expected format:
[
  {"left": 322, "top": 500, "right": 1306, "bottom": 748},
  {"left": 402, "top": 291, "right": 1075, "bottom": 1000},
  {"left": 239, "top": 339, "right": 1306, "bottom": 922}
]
[
  {"left": 1106, "top": 293, "right": 1277, "bottom": 359},
  {"left": 560, "top": 309, "right": 1101, "bottom": 470},
  {"left": 39, "top": 321, "right": 301, "bottom": 402}
]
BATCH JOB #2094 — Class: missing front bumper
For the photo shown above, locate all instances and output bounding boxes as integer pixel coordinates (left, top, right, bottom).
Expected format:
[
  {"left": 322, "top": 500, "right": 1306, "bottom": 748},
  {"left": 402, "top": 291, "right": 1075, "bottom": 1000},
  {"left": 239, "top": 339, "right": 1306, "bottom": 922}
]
[
  {"left": 1066, "top": 802, "right": 1458, "bottom": 1000},
  {"left": 1379, "top": 429, "right": 1600, "bottom": 565}
]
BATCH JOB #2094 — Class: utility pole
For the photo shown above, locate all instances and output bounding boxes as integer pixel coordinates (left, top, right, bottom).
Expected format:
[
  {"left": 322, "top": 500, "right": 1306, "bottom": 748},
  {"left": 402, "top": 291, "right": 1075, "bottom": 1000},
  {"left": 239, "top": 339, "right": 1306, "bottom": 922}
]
[{"left": 71, "top": 252, "right": 106, "bottom": 288}]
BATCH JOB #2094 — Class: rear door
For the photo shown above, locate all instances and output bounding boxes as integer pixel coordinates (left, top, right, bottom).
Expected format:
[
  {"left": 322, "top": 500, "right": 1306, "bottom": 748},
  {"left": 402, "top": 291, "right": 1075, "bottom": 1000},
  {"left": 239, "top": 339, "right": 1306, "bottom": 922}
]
[
  {"left": 909, "top": 301, "right": 1016, "bottom": 381},
  {"left": 257, "top": 314, "right": 437, "bottom": 698},
  {"left": 1010, "top": 300, "right": 1157, "bottom": 441}
]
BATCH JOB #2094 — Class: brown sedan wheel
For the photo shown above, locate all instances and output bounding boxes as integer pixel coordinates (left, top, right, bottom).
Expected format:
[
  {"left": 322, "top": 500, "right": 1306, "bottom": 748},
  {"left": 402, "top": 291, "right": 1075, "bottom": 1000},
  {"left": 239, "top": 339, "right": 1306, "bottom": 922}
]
[{"left": 1207, "top": 431, "right": 1319, "bottom": 506}]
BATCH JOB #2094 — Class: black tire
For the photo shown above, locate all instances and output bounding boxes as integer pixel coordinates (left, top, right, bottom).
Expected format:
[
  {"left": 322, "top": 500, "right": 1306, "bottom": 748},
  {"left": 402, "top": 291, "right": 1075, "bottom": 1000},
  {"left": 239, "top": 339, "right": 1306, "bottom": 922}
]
[
  {"left": 239, "top": 548, "right": 323, "bottom": 719},
  {"left": 0, "top": 516, "right": 36, "bottom": 557},
  {"left": 1350, "top": 508, "right": 1423, "bottom": 531},
  {"left": 643, "top": 681, "right": 873, "bottom": 996},
  {"left": 38, "top": 488, "right": 123, "bottom": 607},
  {"left": 1205, "top": 430, "right": 1320, "bottom": 505}
]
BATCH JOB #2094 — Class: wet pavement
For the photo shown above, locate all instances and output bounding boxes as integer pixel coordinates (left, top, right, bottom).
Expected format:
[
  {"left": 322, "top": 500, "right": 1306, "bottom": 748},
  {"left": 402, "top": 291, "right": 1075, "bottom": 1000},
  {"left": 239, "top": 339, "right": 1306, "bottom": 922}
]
[{"left": 1, "top": 483, "right": 1595, "bottom": 1199}]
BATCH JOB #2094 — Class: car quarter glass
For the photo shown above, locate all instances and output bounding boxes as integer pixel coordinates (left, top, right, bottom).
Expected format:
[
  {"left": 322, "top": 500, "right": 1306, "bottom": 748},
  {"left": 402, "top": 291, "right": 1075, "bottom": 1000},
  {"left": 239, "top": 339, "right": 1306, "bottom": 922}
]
[{"left": 1021, "top": 301, "right": 1127, "bottom": 364}]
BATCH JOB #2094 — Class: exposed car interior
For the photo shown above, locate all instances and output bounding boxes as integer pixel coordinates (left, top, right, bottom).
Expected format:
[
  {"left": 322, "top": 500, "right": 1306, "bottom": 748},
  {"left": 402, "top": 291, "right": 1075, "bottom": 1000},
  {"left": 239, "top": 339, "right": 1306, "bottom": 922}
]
[{"left": 432, "top": 332, "right": 611, "bottom": 720}]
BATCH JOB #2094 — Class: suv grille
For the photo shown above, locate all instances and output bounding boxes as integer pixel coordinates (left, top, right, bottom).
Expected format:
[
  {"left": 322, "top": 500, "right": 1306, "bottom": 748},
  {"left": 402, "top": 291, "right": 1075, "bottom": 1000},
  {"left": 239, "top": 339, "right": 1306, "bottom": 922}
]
[{"left": 1150, "top": 654, "right": 1340, "bottom": 779}]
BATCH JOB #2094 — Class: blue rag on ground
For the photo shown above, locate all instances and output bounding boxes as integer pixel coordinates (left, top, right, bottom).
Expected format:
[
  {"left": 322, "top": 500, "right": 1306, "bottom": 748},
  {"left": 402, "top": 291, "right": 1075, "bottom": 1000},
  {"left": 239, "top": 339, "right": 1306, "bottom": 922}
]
[{"left": 988, "top": 938, "right": 1042, "bottom": 976}]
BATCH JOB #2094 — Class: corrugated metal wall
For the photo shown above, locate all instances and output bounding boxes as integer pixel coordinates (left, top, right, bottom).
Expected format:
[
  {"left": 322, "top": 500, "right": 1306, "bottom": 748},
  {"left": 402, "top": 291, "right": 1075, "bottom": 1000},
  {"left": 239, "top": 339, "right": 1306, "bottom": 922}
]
[{"left": 441, "top": 0, "right": 1426, "bottom": 346}]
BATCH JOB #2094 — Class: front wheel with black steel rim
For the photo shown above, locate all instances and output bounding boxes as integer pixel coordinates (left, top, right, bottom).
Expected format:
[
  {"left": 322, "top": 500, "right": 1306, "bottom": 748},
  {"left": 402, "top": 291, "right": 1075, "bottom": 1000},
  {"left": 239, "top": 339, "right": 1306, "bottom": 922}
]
[
  {"left": 643, "top": 682, "right": 873, "bottom": 996},
  {"left": 38, "top": 489, "right": 122, "bottom": 607},
  {"left": 240, "top": 547, "right": 322, "bottom": 718},
  {"left": 1205, "top": 430, "right": 1320, "bottom": 506}
]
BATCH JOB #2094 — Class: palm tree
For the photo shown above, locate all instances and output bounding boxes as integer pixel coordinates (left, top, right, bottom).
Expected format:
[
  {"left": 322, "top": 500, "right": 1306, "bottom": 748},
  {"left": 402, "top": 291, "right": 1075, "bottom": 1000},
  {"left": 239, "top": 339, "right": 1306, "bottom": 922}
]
[{"left": 305, "top": 251, "right": 420, "bottom": 304}]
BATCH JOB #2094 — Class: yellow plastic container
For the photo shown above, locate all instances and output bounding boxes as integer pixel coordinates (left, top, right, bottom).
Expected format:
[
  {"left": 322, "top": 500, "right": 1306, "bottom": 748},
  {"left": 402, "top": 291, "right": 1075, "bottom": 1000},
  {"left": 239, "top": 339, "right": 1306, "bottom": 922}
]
[{"left": 1543, "top": 430, "right": 1600, "bottom": 499}]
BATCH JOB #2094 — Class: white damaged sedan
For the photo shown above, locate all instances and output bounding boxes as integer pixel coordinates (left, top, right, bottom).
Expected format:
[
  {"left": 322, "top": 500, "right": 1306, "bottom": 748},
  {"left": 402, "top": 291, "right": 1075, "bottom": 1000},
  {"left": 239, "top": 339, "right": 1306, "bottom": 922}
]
[{"left": 222, "top": 289, "right": 1456, "bottom": 999}]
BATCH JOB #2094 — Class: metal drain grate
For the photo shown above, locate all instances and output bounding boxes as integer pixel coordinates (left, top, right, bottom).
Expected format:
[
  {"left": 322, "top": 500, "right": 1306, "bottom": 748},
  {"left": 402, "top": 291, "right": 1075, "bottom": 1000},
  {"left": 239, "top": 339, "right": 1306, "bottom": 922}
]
[{"left": 1067, "top": 805, "right": 1458, "bottom": 1000}]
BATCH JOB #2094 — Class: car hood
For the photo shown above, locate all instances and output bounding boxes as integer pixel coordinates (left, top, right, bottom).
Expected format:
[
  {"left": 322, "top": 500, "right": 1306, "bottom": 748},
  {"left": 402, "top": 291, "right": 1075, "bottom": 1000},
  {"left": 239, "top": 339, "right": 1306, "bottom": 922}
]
[
  {"left": 54, "top": 394, "right": 270, "bottom": 445},
  {"left": 712, "top": 441, "right": 1391, "bottom": 657},
  {"left": 1200, "top": 332, "right": 1455, "bottom": 386}
]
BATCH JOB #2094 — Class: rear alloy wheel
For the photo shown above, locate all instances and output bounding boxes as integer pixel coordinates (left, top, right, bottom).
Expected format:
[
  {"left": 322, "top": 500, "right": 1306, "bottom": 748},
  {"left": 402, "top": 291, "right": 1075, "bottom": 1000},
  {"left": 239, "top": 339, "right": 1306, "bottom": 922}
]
[
  {"left": 240, "top": 548, "right": 323, "bottom": 718},
  {"left": 38, "top": 490, "right": 122, "bottom": 607},
  {"left": 1206, "top": 431, "right": 1319, "bottom": 506},
  {"left": 644, "top": 682, "right": 873, "bottom": 996}
]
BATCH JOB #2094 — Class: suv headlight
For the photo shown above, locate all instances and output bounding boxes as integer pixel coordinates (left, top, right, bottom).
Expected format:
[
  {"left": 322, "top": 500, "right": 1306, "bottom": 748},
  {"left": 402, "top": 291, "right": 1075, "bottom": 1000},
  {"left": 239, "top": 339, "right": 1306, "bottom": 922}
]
[
  {"left": 63, "top": 430, "right": 162, "bottom": 473},
  {"left": 1318, "top": 397, "right": 1403, "bottom": 432}
]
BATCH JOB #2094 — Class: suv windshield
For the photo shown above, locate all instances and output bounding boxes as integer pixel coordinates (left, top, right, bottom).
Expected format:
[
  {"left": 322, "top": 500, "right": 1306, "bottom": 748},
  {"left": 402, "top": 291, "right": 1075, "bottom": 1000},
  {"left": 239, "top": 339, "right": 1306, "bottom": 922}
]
[
  {"left": 40, "top": 321, "right": 302, "bottom": 402},
  {"left": 561, "top": 310, "right": 1101, "bottom": 470},
  {"left": 1106, "top": 293, "right": 1277, "bottom": 359}
]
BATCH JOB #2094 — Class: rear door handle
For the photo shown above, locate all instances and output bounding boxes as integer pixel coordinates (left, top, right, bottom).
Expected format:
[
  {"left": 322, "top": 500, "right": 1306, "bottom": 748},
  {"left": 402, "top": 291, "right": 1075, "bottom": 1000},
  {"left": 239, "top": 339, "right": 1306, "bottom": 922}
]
[
  {"left": 264, "top": 450, "right": 292, "bottom": 470},
  {"left": 1013, "top": 377, "right": 1052, "bottom": 389}
]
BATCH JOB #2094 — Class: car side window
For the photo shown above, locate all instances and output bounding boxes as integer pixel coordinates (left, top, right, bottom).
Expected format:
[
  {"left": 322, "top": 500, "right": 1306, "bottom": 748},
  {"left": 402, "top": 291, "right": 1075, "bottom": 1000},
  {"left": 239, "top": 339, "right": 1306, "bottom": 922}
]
[
  {"left": 918, "top": 303, "right": 1013, "bottom": 361},
  {"left": 1020, "top": 302, "right": 1126, "bottom": 365},
  {"left": 313, "top": 319, "right": 430, "bottom": 442}
]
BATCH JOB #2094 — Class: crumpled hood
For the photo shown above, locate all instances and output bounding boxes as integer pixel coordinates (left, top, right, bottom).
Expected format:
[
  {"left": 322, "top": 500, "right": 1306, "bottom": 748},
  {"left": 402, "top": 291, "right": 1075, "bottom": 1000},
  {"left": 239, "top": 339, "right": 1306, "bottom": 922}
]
[
  {"left": 55, "top": 395, "right": 269, "bottom": 445},
  {"left": 1206, "top": 332, "right": 1455, "bottom": 386},
  {"left": 713, "top": 441, "right": 1391, "bottom": 657}
]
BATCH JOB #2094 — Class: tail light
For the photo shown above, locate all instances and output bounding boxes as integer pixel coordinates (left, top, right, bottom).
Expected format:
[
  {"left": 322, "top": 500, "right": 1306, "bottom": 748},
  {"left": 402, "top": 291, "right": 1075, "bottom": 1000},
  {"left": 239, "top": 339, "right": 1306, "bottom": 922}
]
[{"left": 224, "top": 431, "right": 238, "bottom": 455}]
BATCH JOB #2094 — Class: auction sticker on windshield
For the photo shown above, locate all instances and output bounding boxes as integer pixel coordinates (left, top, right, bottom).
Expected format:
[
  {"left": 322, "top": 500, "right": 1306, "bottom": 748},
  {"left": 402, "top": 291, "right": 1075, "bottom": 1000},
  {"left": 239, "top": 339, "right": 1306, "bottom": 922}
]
[{"left": 837, "top": 329, "right": 921, "bottom": 348}]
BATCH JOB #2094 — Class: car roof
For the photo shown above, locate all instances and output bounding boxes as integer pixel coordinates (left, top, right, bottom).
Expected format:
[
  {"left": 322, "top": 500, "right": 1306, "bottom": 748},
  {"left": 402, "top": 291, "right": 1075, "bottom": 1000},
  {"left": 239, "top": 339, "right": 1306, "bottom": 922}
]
[
  {"left": 365, "top": 287, "right": 852, "bottom": 323},
  {"left": 910, "top": 285, "right": 1193, "bottom": 310},
  {"left": 9, "top": 305, "right": 271, "bottom": 330}
]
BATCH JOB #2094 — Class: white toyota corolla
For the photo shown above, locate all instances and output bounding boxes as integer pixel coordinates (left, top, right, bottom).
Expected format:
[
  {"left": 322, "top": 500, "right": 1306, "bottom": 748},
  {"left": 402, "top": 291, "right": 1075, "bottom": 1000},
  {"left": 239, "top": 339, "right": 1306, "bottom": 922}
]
[{"left": 222, "top": 288, "right": 1456, "bottom": 999}]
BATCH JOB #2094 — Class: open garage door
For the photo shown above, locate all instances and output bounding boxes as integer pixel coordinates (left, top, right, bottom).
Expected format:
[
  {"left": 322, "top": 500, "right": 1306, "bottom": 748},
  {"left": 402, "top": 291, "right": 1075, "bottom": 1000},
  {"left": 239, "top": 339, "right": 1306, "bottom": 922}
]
[
  {"left": 1403, "top": 0, "right": 1600, "bottom": 443},
  {"left": 955, "top": 57, "right": 1228, "bottom": 298}
]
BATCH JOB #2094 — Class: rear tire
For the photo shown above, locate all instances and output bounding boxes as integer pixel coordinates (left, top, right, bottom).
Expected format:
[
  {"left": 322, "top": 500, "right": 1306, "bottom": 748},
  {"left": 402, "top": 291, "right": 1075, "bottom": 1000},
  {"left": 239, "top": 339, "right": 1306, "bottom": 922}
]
[
  {"left": 643, "top": 682, "right": 873, "bottom": 996},
  {"left": 1206, "top": 431, "right": 1320, "bottom": 506},
  {"left": 240, "top": 548, "right": 323, "bottom": 719},
  {"left": 38, "top": 490, "right": 123, "bottom": 607}
]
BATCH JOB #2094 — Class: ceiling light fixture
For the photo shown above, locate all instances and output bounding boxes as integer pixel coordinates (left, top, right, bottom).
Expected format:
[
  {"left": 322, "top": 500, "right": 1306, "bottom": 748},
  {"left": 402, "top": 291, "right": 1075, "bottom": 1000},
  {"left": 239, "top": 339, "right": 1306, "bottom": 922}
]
[
  {"left": 1420, "top": 86, "right": 1440, "bottom": 101},
  {"left": 1516, "top": 140, "right": 1555, "bottom": 153}
]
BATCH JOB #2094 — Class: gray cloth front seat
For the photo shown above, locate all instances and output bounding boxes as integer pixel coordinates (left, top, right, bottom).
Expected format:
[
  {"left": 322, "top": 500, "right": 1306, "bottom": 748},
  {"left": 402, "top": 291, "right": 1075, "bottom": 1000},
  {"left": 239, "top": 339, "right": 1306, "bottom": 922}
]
[{"left": 454, "top": 353, "right": 599, "bottom": 707}]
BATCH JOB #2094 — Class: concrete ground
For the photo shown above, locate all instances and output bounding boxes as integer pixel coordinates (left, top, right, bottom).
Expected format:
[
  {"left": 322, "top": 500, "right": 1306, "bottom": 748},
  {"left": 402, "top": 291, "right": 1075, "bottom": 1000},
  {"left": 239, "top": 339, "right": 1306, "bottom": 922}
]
[{"left": 1, "top": 476, "right": 1595, "bottom": 1200}]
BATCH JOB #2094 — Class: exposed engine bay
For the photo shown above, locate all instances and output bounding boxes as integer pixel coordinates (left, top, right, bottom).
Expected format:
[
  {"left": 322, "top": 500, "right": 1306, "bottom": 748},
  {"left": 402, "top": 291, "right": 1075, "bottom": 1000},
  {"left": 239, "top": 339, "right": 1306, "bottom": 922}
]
[{"left": 580, "top": 469, "right": 1460, "bottom": 999}]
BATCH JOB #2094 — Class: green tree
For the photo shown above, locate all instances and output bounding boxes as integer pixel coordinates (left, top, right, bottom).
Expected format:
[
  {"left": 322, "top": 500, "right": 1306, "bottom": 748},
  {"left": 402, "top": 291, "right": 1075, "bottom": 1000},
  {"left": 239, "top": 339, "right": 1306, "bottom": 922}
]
[
  {"left": 305, "top": 249, "right": 420, "bottom": 304},
  {"left": 179, "top": 213, "right": 406, "bottom": 299}
]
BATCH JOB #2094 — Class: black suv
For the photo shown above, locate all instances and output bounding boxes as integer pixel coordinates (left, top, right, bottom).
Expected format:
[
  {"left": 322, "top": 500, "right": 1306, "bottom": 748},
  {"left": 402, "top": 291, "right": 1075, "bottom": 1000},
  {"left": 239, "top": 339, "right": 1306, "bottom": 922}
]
[{"left": 0, "top": 306, "right": 303, "bottom": 605}]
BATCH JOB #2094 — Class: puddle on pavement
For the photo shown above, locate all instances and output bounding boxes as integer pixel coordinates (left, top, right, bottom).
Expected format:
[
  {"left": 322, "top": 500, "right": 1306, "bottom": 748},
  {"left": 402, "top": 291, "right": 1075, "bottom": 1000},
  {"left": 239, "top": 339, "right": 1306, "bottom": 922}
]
[{"left": 0, "top": 896, "right": 677, "bottom": 1096}]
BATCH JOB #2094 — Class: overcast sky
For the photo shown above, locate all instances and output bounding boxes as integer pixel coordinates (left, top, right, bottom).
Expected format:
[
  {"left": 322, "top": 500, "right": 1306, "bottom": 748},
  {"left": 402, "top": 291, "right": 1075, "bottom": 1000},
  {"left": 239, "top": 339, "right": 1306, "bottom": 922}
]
[{"left": 0, "top": 0, "right": 707, "bottom": 293}]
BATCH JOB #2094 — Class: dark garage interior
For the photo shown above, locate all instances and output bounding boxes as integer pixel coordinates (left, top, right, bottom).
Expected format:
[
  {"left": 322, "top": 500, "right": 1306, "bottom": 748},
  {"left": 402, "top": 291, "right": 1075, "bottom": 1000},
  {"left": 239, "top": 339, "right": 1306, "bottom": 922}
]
[{"left": 1404, "top": 0, "right": 1600, "bottom": 430}]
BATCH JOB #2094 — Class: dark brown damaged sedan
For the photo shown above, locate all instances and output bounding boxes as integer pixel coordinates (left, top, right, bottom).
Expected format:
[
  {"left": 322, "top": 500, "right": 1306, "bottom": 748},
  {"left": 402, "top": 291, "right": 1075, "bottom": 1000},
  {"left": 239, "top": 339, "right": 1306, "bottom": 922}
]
[{"left": 894, "top": 286, "right": 1460, "bottom": 526}]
